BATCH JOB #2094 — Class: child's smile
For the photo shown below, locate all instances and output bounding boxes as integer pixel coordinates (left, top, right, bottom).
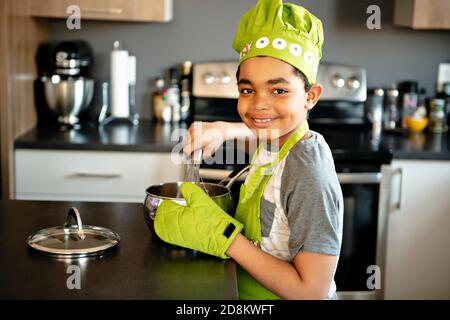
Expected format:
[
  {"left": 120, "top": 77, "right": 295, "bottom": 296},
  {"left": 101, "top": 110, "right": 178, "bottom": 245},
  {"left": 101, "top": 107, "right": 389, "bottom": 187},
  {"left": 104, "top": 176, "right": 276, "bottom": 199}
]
[{"left": 250, "top": 116, "right": 279, "bottom": 128}]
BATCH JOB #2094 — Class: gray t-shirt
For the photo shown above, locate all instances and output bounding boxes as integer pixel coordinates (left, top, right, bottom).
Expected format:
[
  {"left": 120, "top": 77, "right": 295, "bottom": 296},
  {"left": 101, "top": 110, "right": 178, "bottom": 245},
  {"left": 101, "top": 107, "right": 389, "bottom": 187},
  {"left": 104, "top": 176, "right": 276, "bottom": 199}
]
[{"left": 245, "top": 130, "right": 343, "bottom": 298}]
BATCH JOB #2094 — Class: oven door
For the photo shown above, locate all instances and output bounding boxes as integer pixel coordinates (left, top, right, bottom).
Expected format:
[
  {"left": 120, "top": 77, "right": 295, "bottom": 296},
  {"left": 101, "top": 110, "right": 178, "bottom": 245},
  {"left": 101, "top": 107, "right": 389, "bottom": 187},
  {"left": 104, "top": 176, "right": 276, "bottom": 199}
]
[{"left": 335, "top": 171, "right": 383, "bottom": 299}]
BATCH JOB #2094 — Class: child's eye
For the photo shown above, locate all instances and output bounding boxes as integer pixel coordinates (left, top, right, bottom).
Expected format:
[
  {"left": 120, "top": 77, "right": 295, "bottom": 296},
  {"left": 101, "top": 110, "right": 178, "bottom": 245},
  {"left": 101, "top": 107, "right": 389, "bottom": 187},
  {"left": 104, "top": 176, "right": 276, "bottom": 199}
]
[
  {"left": 240, "top": 88, "right": 253, "bottom": 94},
  {"left": 273, "top": 89, "right": 288, "bottom": 94}
]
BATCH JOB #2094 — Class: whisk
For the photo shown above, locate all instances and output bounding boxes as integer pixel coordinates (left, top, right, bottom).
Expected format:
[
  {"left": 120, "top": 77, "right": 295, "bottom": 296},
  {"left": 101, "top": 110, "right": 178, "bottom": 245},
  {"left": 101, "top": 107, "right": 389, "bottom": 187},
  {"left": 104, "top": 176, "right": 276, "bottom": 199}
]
[
  {"left": 184, "top": 149, "right": 202, "bottom": 184},
  {"left": 179, "top": 149, "right": 209, "bottom": 197}
]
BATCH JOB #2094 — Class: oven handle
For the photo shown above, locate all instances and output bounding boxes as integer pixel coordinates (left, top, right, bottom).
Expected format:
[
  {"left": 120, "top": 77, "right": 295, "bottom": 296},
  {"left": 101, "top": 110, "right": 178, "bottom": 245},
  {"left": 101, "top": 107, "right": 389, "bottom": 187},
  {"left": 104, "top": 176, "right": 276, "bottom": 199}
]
[
  {"left": 198, "top": 168, "right": 248, "bottom": 182},
  {"left": 337, "top": 172, "right": 381, "bottom": 184},
  {"left": 199, "top": 169, "right": 382, "bottom": 185}
]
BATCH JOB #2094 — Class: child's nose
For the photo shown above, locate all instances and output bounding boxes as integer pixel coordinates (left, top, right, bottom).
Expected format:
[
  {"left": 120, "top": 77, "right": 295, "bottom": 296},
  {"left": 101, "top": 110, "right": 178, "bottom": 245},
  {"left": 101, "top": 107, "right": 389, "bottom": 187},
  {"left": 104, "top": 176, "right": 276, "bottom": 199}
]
[{"left": 252, "top": 94, "right": 270, "bottom": 111}]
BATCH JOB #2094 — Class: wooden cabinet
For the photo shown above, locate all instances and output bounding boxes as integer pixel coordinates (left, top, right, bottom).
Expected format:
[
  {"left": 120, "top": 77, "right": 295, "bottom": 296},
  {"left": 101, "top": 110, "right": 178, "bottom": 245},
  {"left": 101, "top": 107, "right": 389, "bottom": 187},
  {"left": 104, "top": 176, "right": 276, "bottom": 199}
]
[
  {"left": 394, "top": 0, "right": 450, "bottom": 29},
  {"left": 29, "top": 0, "right": 173, "bottom": 23},
  {"left": 384, "top": 160, "right": 450, "bottom": 299},
  {"left": 15, "top": 149, "right": 183, "bottom": 203},
  {"left": 1, "top": 0, "right": 48, "bottom": 200}
]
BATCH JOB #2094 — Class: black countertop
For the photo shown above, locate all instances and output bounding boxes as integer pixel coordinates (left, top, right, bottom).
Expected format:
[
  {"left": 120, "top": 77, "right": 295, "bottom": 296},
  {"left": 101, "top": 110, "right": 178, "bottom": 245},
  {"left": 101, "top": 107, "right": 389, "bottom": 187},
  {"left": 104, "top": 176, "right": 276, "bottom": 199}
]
[
  {"left": 381, "top": 129, "right": 450, "bottom": 161},
  {"left": 0, "top": 200, "right": 238, "bottom": 299},
  {"left": 14, "top": 121, "right": 188, "bottom": 152},
  {"left": 318, "top": 127, "right": 450, "bottom": 162},
  {"left": 14, "top": 120, "right": 450, "bottom": 161}
]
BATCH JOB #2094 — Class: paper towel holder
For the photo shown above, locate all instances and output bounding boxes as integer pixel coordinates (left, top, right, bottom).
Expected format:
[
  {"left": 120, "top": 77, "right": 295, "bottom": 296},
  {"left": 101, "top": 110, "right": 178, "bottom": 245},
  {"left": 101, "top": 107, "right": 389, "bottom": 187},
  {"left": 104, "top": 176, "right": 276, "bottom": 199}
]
[
  {"left": 98, "top": 81, "right": 139, "bottom": 126},
  {"left": 100, "top": 41, "right": 139, "bottom": 126}
]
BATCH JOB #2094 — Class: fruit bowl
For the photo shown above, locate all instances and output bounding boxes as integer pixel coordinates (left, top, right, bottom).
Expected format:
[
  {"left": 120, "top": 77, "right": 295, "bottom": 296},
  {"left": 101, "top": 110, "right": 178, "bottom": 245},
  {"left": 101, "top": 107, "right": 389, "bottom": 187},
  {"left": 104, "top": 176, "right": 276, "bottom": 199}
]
[{"left": 405, "top": 116, "right": 428, "bottom": 133}]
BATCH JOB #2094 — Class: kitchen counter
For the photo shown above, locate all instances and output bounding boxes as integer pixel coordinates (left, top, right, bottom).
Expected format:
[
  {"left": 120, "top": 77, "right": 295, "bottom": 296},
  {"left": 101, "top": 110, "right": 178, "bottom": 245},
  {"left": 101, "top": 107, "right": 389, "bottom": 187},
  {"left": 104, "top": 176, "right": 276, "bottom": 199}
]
[
  {"left": 0, "top": 200, "right": 238, "bottom": 299},
  {"left": 14, "top": 120, "right": 188, "bottom": 152},
  {"left": 311, "top": 125, "right": 450, "bottom": 162},
  {"left": 14, "top": 120, "right": 450, "bottom": 161},
  {"left": 381, "top": 129, "right": 450, "bottom": 161}
]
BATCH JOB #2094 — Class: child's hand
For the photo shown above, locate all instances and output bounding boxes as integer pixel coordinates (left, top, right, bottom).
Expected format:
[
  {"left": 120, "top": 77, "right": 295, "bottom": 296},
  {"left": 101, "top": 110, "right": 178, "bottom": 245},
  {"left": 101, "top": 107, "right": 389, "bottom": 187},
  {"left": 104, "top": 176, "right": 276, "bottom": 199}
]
[
  {"left": 154, "top": 182, "right": 243, "bottom": 259},
  {"left": 183, "top": 121, "right": 254, "bottom": 160},
  {"left": 183, "top": 121, "right": 230, "bottom": 160}
]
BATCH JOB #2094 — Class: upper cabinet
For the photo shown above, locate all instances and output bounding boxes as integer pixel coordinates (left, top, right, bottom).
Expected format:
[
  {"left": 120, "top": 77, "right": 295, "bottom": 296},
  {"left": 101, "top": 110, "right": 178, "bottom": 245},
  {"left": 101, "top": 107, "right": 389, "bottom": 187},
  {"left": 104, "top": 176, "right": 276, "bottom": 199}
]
[
  {"left": 29, "top": 0, "right": 173, "bottom": 23},
  {"left": 394, "top": 0, "right": 450, "bottom": 29}
]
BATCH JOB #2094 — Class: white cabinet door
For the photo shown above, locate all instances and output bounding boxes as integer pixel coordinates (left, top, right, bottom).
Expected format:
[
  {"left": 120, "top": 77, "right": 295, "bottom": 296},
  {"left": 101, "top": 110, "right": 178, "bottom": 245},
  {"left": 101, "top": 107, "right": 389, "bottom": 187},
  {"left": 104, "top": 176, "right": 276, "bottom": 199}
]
[
  {"left": 15, "top": 149, "right": 183, "bottom": 203},
  {"left": 385, "top": 160, "right": 450, "bottom": 299}
]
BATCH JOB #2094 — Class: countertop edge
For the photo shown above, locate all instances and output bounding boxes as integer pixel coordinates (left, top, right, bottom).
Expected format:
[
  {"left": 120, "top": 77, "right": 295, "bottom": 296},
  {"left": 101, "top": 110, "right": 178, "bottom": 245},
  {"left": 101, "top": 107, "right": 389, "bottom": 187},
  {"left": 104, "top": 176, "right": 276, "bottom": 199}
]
[
  {"left": 14, "top": 142, "right": 176, "bottom": 153},
  {"left": 14, "top": 143, "right": 450, "bottom": 161}
]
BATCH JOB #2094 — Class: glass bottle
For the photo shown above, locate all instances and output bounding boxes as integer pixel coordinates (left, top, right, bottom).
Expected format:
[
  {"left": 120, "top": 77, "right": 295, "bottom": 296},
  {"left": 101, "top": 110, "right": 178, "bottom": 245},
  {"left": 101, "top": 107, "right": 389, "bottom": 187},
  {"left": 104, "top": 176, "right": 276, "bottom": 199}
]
[
  {"left": 166, "top": 67, "right": 181, "bottom": 123},
  {"left": 180, "top": 60, "right": 192, "bottom": 122},
  {"left": 365, "top": 88, "right": 384, "bottom": 138},
  {"left": 384, "top": 85, "right": 400, "bottom": 131},
  {"left": 152, "top": 76, "right": 168, "bottom": 122}
]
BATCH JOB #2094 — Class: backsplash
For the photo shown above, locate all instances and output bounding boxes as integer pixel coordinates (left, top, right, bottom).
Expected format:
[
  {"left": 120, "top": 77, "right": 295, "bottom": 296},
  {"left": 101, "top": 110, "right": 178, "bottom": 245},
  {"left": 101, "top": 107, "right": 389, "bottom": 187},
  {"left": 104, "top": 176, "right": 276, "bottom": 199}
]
[{"left": 48, "top": 0, "right": 450, "bottom": 120}]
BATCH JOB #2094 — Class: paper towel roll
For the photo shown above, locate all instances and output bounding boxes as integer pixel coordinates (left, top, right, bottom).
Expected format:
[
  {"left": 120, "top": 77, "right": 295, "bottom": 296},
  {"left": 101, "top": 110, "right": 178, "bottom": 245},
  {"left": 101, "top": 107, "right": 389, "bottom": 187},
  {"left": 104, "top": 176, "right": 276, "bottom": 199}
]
[{"left": 110, "top": 44, "right": 129, "bottom": 117}]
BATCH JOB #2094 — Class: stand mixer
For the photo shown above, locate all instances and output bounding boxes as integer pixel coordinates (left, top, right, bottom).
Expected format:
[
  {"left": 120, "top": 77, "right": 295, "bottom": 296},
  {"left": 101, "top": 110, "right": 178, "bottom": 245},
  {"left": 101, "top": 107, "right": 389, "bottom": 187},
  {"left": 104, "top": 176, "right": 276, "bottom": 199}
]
[{"left": 35, "top": 40, "right": 95, "bottom": 128}]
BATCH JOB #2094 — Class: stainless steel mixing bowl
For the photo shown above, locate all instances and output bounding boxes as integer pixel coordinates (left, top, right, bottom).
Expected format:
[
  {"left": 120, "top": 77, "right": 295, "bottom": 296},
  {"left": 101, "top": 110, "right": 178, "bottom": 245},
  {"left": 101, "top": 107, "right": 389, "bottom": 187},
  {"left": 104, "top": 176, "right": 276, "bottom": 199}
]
[
  {"left": 42, "top": 75, "right": 94, "bottom": 125},
  {"left": 143, "top": 165, "right": 250, "bottom": 245}
]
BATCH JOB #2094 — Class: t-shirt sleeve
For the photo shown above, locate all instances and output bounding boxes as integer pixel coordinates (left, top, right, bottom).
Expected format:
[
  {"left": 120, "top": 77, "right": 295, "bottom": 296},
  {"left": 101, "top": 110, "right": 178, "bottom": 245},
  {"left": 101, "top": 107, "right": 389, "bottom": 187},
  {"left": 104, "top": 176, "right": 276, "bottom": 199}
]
[{"left": 280, "top": 141, "right": 343, "bottom": 260}]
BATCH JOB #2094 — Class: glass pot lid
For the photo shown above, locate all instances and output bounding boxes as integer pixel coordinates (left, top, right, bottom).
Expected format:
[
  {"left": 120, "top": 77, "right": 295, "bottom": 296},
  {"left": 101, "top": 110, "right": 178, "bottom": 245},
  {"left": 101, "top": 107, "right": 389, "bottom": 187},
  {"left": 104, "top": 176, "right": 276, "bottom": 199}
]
[{"left": 27, "top": 207, "right": 120, "bottom": 258}]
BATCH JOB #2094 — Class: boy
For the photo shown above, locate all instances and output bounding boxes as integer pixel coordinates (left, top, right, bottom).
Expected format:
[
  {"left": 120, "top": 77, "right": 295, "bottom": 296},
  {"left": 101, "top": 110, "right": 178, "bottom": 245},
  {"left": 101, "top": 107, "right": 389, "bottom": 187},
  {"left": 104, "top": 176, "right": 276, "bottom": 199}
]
[{"left": 154, "top": 0, "right": 343, "bottom": 300}]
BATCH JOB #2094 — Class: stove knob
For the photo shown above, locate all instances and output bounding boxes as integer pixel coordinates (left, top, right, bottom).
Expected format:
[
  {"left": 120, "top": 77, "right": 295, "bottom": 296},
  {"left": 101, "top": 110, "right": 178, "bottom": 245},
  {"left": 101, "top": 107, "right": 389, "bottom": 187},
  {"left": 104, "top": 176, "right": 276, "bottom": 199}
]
[
  {"left": 203, "top": 72, "right": 215, "bottom": 86},
  {"left": 347, "top": 77, "right": 361, "bottom": 90},
  {"left": 219, "top": 73, "right": 231, "bottom": 85},
  {"left": 331, "top": 74, "right": 345, "bottom": 88}
]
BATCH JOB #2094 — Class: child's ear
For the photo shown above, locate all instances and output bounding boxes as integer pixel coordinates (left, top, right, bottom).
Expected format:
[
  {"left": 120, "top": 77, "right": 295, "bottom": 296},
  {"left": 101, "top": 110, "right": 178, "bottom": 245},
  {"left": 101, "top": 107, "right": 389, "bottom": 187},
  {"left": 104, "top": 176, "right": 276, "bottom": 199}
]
[{"left": 305, "top": 83, "right": 323, "bottom": 110}]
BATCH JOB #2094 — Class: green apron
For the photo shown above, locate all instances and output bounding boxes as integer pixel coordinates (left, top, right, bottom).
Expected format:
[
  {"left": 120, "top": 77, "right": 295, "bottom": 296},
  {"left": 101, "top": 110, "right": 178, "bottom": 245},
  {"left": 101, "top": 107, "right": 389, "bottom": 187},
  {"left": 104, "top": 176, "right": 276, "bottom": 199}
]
[{"left": 234, "top": 121, "right": 309, "bottom": 300}]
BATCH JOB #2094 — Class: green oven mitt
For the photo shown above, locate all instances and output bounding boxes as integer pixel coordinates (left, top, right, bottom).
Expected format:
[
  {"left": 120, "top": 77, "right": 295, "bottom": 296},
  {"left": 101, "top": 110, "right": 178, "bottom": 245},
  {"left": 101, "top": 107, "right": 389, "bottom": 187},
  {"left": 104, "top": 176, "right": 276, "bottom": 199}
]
[{"left": 154, "top": 182, "right": 243, "bottom": 259}]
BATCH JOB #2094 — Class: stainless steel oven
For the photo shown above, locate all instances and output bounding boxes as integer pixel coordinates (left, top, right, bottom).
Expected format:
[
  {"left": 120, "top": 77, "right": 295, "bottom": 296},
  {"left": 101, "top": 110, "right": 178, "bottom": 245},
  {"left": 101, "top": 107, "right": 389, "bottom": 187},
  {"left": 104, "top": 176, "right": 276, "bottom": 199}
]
[
  {"left": 191, "top": 60, "right": 393, "bottom": 299},
  {"left": 332, "top": 161, "right": 391, "bottom": 299}
]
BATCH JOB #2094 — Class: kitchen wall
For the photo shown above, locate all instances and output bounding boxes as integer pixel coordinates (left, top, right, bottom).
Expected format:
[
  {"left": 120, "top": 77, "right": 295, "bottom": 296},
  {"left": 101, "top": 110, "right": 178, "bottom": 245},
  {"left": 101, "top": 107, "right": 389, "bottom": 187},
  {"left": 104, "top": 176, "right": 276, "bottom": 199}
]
[{"left": 49, "top": 0, "right": 450, "bottom": 119}]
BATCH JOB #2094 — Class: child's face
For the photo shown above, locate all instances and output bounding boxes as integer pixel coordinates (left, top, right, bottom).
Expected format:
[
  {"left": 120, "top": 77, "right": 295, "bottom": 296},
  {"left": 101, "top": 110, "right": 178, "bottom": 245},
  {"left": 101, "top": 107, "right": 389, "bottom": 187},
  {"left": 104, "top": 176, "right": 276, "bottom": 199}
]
[{"left": 237, "top": 56, "right": 322, "bottom": 146}]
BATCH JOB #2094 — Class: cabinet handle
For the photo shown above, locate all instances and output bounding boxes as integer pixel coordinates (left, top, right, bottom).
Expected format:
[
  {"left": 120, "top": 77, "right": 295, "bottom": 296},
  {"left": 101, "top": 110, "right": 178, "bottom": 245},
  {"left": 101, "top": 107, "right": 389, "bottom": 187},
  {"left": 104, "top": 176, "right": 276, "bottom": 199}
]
[
  {"left": 81, "top": 7, "right": 123, "bottom": 15},
  {"left": 391, "top": 167, "right": 403, "bottom": 211},
  {"left": 69, "top": 173, "right": 123, "bottom": 179}
]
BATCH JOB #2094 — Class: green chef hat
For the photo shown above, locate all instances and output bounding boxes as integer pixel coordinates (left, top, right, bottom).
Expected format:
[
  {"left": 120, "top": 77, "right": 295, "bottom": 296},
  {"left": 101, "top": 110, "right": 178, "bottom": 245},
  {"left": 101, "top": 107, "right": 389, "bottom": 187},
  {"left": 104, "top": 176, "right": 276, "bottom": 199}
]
[{"left": 232, "top": 0, "right": 324, "bottom": 84}]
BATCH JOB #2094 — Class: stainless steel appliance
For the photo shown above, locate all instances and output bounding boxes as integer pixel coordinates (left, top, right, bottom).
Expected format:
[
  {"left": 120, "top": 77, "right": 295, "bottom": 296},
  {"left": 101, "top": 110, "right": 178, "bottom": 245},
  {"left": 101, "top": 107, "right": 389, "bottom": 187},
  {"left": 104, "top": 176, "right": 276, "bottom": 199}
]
[
  {"left": 34, "top": 40, "right": 95, "bottom": 127},
  {"left": 190, "top": 60, "right": 393, "bottom": 299}
]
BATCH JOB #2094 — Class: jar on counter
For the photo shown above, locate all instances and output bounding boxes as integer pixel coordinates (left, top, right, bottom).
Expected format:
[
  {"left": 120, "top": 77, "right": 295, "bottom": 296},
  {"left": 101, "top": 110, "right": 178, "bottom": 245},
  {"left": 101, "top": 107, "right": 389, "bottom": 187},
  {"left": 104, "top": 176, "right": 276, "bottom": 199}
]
[
  {"left": 428, "top": 98, "right": 448, "bottom": 133},
  {"left": 437, "top": 82, "right": 450, "bottom": 127}
]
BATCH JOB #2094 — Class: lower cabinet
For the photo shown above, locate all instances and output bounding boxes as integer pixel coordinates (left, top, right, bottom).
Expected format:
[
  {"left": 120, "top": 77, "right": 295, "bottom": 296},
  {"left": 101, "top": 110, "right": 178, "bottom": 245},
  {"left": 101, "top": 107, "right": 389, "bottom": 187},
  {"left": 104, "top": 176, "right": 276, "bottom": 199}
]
[
  {"left": 15, "top": 149, "right": 183, "bottom": 203},
  {"left": 384, "top": 159, "right": 450, "bottom": 299}
]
